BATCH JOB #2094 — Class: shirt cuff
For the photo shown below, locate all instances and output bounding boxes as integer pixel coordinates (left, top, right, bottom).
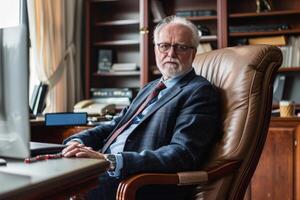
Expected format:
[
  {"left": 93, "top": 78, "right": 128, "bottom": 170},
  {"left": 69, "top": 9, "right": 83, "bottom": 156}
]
[
  {"left": 69, "top": 138, "right": 84, "bottom": 144},
  {"left": 107, "top": 154, "right": 123, "bottom": 178}
]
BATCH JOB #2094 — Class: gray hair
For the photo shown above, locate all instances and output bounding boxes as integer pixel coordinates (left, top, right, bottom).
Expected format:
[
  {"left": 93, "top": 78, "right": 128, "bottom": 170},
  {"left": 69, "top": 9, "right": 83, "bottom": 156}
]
[{"left": 153, "top": 16, "right": 200, "bottom": 48}]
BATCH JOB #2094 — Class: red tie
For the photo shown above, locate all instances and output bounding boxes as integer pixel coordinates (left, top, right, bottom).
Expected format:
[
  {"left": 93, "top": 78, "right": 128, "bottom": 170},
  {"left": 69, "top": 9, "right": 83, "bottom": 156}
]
[{"left": 101, "top": 81, "right": 166, "bottom": 153}]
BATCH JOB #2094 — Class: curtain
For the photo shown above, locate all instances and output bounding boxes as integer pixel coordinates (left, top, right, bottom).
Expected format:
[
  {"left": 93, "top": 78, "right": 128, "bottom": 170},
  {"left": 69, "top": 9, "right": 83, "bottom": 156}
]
[{"left": 27, "top": 0, "right": 83, "bottom": 112}]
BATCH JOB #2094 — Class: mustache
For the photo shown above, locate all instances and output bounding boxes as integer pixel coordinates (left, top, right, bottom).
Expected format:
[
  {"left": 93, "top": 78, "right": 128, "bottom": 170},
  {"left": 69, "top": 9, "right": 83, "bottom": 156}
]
[{"left": 164, "top": 58, "right": 180, "bottom": 64}]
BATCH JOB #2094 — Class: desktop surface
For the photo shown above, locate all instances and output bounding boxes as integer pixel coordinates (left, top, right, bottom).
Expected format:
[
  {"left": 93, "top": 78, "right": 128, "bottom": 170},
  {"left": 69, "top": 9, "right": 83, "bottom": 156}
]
[{"left": 0, "top": 157, "right": 109, "bottom": 199}]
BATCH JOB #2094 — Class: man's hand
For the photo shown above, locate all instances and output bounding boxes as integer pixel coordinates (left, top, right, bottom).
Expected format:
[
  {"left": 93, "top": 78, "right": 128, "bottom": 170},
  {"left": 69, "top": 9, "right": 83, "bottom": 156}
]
[{"left": 62, "top": 141, "right": 105, "bottom": 159}]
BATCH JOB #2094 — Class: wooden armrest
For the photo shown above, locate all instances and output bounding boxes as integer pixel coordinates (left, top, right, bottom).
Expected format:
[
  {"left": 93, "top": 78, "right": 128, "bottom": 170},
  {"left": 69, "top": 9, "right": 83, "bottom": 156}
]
[
  {"left": 178, "top": 160, "right": 240, "bottom": 185},
  {"left": 117, "top": 173, "right": 179, "bottom": 200},
  {"left": 116, "top": 160, "right": 240, "bottom": 200}
]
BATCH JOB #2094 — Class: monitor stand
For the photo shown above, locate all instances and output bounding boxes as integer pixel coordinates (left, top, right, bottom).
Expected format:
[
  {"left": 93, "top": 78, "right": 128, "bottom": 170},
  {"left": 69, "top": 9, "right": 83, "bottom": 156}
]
[{"left": 0, "top": 158, "right": 7, "bottom": 166}]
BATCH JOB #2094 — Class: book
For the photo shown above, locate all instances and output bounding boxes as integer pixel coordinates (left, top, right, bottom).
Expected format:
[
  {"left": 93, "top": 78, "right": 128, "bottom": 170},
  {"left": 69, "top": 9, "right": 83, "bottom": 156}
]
[
  {"left": 248, "top": 35, "right": 287, "bottom": 46},
  {"left": 273, "top": 75, "right": 286, "bottom": 103},
  {"left": 111, "top": 63, "right": 137, "bottom": 71},
  {"left": 91, "top": 88, "right": 133, "bottom": 99},
  {"left": 291, "top": 36, "right": 300, "bottom": 67},
  {"left": 229, "top": 23, "right": 289, "bottom": 33},
  {"left": 98, "top": 49, "right": 113, "bottom": 72},
  {"left": 150, "top": 0, "right": 166, "bottom": 23},
  {"left": 175, "top": 10, "right": 216, "bottom": 17}
]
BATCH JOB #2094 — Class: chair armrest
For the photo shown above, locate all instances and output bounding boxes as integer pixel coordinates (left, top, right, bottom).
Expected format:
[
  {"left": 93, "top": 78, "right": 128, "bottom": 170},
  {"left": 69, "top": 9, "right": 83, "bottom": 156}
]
[{"left": 116, "top": 160, "right": 240, "bottom": 200}]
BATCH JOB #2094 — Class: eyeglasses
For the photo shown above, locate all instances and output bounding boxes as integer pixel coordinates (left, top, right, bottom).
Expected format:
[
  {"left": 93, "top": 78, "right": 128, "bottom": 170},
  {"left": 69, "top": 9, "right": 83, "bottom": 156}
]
[{"left": 156, "top": 43, "right": 195, "bottom": 53}]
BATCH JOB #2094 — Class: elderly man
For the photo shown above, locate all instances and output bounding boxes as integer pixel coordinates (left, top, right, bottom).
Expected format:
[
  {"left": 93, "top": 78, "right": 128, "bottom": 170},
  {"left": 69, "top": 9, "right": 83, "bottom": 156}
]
[{"left": 63, "top": 16, "right": 219, "bottom": 200}]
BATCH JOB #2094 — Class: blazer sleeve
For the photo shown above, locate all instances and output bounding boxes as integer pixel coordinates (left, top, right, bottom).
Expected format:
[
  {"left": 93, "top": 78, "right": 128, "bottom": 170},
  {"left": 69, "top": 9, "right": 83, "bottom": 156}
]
[
  {"left": 62, "top": 81, "right": 155, "bottom": 150},
  {"left": 63, "top": 106, "right": 128, "bottom": 150},
  {"left": 120, "top": 83, "right": 219, "bottom": 179}
]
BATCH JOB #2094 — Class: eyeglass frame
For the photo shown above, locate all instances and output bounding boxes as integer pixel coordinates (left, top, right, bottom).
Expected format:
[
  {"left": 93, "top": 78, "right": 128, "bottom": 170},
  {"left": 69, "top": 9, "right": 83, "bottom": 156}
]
[{"left": 156, "top": 43, "right": 196, "bottom": 54}]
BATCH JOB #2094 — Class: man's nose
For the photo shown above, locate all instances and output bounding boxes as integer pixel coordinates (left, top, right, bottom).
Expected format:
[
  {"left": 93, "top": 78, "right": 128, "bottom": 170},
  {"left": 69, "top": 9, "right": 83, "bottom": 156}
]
[{"left": 167, "top": 46, "right": 177, "bottom": 57}]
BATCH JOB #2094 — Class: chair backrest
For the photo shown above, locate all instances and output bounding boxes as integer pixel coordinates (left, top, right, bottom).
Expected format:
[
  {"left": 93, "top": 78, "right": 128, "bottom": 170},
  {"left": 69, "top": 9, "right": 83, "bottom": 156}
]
[{"left": 192, "top": 45, "right": 282, "bottom": 199}]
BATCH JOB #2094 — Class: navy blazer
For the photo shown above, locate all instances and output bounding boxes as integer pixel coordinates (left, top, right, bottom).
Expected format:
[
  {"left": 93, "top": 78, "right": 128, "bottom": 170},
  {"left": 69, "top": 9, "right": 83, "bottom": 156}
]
[{"left": 64, "top": 69, "right": 219, "bottom": 179}]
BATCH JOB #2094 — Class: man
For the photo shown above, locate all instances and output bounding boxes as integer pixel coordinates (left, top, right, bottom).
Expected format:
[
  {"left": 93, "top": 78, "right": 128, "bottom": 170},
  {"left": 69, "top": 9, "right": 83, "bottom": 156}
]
[{"left": 62, "top": 16, "right": 219, "bottom": 200}]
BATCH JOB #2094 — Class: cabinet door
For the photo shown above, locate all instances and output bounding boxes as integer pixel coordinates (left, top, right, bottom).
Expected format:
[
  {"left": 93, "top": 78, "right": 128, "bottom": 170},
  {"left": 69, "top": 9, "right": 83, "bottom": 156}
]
[{"left": 250, "top": 127, "right": 295, "bottom": 200}]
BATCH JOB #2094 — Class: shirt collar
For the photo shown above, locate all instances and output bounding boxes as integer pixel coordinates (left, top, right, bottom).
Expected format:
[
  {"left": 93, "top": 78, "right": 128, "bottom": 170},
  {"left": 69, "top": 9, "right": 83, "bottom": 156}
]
[{"left": 160, "top": 68, "right": 193, "bottom": 89}]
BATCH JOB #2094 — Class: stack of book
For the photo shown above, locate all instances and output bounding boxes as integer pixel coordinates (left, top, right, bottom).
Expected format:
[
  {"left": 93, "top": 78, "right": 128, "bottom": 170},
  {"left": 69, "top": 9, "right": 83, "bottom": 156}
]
[
  {"left": 279, "top": 36, "right": 300, "bottom": 68},
  {"left": 175, "top": 10, "right": 216, "bottom": 17},
  {"left": 111, "top": 63, "right": 137, "bottom": 72},
  {"left": 91, "top": 88, "right": 133, "bottom": 99},
  {"left": 229, "top": 23, "right": 289, "bottom": 33},
  {"left": 248, "top": 35, "right": 287, "bottom": 46},
  {"left": 90, "top": 88, "right": 133, "bottom": 111}
]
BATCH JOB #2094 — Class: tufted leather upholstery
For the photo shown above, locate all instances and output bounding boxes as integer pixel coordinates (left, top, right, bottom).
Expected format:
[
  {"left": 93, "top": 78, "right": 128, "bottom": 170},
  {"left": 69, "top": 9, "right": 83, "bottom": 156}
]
[{"left": 117, "top": 45, "right": 282, "bottom": 200}]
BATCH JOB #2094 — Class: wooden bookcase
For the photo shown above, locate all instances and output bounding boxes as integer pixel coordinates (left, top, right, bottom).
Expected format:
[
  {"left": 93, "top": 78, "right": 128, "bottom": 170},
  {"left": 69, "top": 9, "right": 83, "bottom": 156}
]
[
  {"left": 84, "top": 0, "right": 142, "bottom": 98},
  {"left": 85, "top": 0, "right": 300, "bottom": 99}
]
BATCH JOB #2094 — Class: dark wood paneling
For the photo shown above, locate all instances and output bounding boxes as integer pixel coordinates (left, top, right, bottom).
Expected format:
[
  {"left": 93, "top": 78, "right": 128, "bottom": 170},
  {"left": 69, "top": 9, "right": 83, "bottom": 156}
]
[{"left": 250, "top": 127, "right": 295, "bottom": 200}]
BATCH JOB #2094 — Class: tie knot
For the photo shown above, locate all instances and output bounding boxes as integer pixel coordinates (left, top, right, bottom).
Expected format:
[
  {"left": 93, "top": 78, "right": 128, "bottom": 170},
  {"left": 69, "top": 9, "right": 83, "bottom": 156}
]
[{"left": 155, "top": 81, "right": 166, "bottom": 91}]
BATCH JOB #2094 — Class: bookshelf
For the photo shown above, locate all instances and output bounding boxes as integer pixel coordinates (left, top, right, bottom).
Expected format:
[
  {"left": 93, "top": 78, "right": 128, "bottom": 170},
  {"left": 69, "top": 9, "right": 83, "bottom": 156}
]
[
  {"left": 85, "top": 0, "right": 300, "bottom": 100},
  {"left": 85, "top": 0, "right": 141, "bottom": 98}
]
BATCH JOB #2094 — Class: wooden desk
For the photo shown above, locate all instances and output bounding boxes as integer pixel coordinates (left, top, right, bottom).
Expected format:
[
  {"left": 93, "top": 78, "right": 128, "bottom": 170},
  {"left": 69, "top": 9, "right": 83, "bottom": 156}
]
[{"left": 0, "top": 157, "right": 109, "bottom": 199}]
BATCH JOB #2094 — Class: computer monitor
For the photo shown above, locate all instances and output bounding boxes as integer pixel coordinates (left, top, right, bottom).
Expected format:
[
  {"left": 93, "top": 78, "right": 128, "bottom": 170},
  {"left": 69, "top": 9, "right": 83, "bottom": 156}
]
[{"left": 0, "top": 24, "right": 30, "bottom": 159}]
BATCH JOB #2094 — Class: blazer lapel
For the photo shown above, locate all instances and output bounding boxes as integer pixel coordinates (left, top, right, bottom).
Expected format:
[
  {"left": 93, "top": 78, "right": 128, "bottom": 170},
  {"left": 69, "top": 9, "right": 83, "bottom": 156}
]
[
  {"left": 138, "top": 69, "right": 197, "bottom": 125},
  {"left": 140, "top": 86, "right": 181, "bottom": 122},
  {"left": 115, "top": 80, "right": 159, "bottom": 128},
  {"left": 113, "top": 69, "right": 196, "bottom": 131}
]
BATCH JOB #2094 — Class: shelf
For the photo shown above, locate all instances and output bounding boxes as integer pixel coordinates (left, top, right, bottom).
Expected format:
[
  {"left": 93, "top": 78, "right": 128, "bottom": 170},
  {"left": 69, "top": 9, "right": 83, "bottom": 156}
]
[
  {"left": 186, "top": 15, "right": 217, "bottom": 21},
  {"left": 95, "top": 19, "right": 139, "bottom": 26},
  {"left": 93, "top": 40, "right": 139, "bottom": 46},
  {"left": 230, "top": 10, "right": 300, "bottom": 18},
  {"left": 93, "top": 71, "right": 140, "bottom": 76},
  {"left": 278, "top": 67, "right": 300, "bottom": 72},
  {"left": 229, "top": 28, "right": 300, "bottom": 37}
]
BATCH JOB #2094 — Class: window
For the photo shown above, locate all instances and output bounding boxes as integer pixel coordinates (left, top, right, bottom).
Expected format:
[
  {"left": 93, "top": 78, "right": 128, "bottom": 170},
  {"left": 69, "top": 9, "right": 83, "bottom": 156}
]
[{"left": 0, "top": 0, "right": 20, "bottom": 28}]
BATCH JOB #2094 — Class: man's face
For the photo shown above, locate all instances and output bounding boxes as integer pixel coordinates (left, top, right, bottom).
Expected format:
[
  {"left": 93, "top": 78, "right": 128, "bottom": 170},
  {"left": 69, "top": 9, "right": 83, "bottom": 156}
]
[{"left": 154, "top": 23, "right": 197, "bottom": 80}]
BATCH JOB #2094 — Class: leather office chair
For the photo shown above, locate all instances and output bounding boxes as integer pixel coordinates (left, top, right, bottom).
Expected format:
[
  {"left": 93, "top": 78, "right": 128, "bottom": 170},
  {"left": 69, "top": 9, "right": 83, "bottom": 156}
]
[{"left": 116, "top": 45, "right": 282, "bottom": 200}]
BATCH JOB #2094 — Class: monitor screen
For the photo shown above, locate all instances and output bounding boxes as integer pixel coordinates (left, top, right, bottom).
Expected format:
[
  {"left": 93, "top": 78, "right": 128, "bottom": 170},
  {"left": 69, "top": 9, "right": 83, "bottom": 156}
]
[{"left": 0, "top": 24, "right": 30, "bottom": 159}]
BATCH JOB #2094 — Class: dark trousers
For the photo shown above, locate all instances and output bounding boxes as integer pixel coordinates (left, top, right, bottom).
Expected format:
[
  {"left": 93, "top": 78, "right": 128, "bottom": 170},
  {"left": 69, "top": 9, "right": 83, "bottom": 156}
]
[
  {"left": 86, "top": 173, "right": 120, "bottom": 200},
  {"left": 86, "top": 173, "right": 194, "bottom": 200}
]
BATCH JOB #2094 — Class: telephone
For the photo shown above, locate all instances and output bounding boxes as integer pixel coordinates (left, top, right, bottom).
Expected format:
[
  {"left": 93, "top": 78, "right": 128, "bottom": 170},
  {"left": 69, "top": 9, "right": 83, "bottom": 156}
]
[{"left": 74, "top": 99, "right": 116, "bottom": 116}]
